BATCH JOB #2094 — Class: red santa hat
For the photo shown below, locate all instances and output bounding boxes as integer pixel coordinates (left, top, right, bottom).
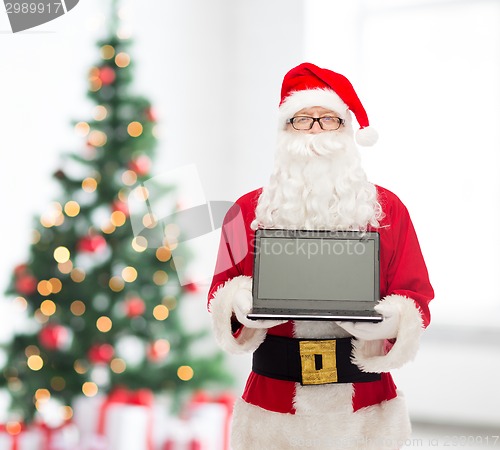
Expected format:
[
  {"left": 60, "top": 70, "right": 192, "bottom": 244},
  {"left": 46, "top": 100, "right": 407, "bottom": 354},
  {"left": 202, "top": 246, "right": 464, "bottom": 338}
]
[{"left": 278, "top": 62, "right": 378, "bottom": 146}]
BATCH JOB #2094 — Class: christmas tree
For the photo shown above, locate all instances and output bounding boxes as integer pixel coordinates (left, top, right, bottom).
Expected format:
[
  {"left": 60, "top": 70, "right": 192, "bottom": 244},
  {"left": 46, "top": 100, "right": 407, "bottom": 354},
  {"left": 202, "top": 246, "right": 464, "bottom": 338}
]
[{"left": 0, "top": 3, "right": 232, "bottom": 424}]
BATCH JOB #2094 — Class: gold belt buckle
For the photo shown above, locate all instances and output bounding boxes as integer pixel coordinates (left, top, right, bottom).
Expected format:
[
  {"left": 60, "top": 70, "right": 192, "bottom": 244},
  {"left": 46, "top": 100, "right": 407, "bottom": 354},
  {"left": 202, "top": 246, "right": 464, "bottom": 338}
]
[{"left": 299, "top": 339, "right": 338, "bottom": 385}]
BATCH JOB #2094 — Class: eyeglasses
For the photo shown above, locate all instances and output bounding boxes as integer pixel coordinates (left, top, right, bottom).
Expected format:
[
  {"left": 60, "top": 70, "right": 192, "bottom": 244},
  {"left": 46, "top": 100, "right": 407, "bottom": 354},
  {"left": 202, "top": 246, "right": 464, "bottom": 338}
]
[{"left": 287, "top": 115, "right": 345, "bottom": 131}]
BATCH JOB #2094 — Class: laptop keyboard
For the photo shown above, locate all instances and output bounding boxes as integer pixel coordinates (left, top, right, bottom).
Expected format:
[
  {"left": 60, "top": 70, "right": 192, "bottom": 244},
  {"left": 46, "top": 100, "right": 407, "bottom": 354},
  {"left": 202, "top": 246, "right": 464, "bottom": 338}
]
[{"left": 251, "top": 308, "right": 379, "bottom": 317}]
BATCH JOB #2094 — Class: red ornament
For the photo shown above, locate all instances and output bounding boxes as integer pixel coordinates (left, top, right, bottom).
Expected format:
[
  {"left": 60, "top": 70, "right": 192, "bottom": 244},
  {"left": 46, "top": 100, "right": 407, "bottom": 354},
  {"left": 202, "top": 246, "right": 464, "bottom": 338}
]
[
  {"left": 162, "top": 440, "right": 175, "bottom": 450},
  {"left": 88, "top": 343, "right": 114, "bottom": 364},
  {"left": 112, "top": 200, "right": 129, "bottom": 216},
  {"left": 14, "top": 264, "right": 29, "bottom": 276},
  {"left": 189, "top": 439, "right": 203, "bottom": 450},
  {"left": 128, "top": 155, "right": 151, "bottom": 176},
  {"left": 146, "top": 339, "right": 170, "bottom": 362},
  {"left": 39, "top": 324, "right": 69, "bottom": 351},
  {"left": 145, "top": 107, "right": 157, "bottom": 122},
  {"left": 124, "top": 297, "right": 145, "bottom": 318},
  {"left": 15, "top": 274, "right": 38, "bottom": 295},
  {"left": 184, "top": 282, "right": 199, "bottom": 293},
  {"left": 99, "top": 66, "right": 116, "bottom": 85},
  {"left": 77, "top": 235, "right": 107, "bottom": 253}
]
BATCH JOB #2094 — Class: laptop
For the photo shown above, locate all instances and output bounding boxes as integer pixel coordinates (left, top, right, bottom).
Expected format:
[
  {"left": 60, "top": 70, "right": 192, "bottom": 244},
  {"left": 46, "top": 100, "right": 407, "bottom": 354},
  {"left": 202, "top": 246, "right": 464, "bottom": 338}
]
[{"left": 247, "top": 229, "right": 383, "bottom": 322}]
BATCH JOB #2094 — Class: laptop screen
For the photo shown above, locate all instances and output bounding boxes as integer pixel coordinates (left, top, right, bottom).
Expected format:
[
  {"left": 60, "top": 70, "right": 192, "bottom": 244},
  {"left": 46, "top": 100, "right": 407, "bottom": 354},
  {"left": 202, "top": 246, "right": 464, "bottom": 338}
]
[{"left": 253, "top": 229, "right": 379, "bottom": 309}]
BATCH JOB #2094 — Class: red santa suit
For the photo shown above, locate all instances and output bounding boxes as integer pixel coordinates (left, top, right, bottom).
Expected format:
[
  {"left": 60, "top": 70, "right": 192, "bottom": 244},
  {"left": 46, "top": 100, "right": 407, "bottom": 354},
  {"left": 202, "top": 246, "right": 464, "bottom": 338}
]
[{"left": 208, "top": 63, "right": 434, "bottom": 450}]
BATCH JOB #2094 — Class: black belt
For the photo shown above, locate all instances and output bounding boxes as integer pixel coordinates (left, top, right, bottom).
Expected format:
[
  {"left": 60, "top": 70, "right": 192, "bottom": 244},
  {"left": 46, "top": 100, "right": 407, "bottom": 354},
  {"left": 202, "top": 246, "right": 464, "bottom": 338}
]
[{"left": 252, "top": 334, "right": 381, "bottom": 385}]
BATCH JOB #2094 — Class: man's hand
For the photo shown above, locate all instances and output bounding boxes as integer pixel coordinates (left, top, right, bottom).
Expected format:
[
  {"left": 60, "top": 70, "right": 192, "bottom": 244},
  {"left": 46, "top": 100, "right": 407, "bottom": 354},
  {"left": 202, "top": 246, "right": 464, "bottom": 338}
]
[
  {"left": 336, "top": 301, "right": 400, "bottom": 340},
  {"left": 233, "top": 287, "right": 287, "bottom": 329}
]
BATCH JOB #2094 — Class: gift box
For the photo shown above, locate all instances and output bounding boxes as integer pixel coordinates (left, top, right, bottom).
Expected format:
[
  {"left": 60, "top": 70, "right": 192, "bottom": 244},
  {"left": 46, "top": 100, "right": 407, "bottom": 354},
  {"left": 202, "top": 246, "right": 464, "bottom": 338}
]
[
  {"left": 35, "top": 421, "right": 79, "bottom": 450},
  {"left": 0, "top": 423, "right": 43, "bottom": 450},
  {"left": 73, "top": 388, "right": 154, "bottom": 450},
  {"left": 160, "top": 417, "right": 204, "bottom": 450},
  {"left": 181, "top": 392, "right": 234, "bottom": 450}
]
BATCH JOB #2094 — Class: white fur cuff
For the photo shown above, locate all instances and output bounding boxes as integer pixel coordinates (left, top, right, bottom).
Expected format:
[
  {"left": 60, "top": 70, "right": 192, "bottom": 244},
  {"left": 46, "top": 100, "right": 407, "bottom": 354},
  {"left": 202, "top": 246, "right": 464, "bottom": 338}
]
[
  {"left": 351, "top": 294, "right": 424, "bottom": 373},
  {"left": 210, "top": 276, "right": 267, "bottom": 354}
]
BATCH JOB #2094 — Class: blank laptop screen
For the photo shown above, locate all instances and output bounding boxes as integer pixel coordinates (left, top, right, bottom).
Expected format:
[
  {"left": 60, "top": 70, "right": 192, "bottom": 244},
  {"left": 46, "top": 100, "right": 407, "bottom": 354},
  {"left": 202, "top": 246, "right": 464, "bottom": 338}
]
[{"left": 256, "top": 233, "right": 378, "bottom": 302}]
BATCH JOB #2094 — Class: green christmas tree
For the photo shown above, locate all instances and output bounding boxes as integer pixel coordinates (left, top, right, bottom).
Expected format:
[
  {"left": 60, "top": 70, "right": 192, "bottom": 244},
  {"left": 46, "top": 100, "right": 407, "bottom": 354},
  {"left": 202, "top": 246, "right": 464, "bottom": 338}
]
[{"left": 0, "top": 4, "right": 232, "bottom": 424}]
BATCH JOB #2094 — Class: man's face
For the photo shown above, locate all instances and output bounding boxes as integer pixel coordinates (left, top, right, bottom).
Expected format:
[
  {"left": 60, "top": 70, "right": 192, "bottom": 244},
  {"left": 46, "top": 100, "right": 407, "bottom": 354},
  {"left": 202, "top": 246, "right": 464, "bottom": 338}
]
[{"left": 286, "top": 106, "right": 344, "bottom": 135}]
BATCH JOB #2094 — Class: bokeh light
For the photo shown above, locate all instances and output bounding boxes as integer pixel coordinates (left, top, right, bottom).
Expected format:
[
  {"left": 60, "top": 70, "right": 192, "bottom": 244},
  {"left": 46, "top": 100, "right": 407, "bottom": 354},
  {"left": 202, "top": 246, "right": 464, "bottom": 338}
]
[
  {"left": 64, "top": 201, "right": 81, "bottom": 217},
  {"left": 70, "top": 300, "right": 86, "bottom": 316},
  {"left": 93, "top": 105, "right": 108, "bottom": 121},
  {"left": 75, "top": 122, "right": 90, "bottom": 136},
  {"left": 153, "top": 270, "right": 168, "bottom": 286},
  {"left": 70, "top": 268, "right": 86, "bottom": 283},
  {"left": 96, "top": 316, "right": 112, "bottom": 332},
  {"left": 37, "top": 280, "right": 52, "bottom": 296},
  {"left": 88, "top": 130, "right": 107, "bottom": 147},
  {"left": 40, "top": 300, "right": 56, "bottom": 316},
  {"left": 108, "top": 276, "right": 124, "bottom": 292},
  {"left": 110, "top": 211, "right": 126, "bottom": 227},
  {"left": 82, "top": 177, "right": 98, "bottom": 193},
  {"left": 122, "top": 266, "right": 137, "bottom": 283},
  {"left": 82, "top": 382, "right": 98, "bottom": 397},
  {"left": 49, "top": 278, "right": 62, "bottom": 293},
  {"left": 127, "top": 121, "right": 143, "bottom": 137},
  {"left": 115, "top": 52, "right": 130, "bottom": 68},
  {"left": 131, "top": 236, "right": 148, "bottom": 252},
  {"left": 153, "top": 304, "right": 169, "bottom": 321},
  {"left": 27, "top": 355, "right": 44, "bottom": 371},
  {"left": 53, "top": 246, "right": 70, "bottom": 264},
  {"left": 156, "top": 247, "right": 171, "bottom": 262},
  {"left": 121, "top": 170, "right": 137, "bottom": 186},
  {"left": 110, "top": 358, "right": 126, "bottom": 374},
  {"left": 100, "top": 44, "right": 115, "bottom": 60},
  {"left": 177, "top": 365, "right": 194, "bottom": 381}
]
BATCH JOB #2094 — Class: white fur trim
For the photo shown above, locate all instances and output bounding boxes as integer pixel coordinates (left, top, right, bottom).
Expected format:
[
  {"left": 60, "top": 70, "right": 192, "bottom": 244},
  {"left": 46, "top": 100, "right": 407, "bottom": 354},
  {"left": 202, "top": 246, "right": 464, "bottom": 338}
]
[
  {"left": 352, "top": 294, "right": 424, "bottom": 373},
  {"left": 278, "top": 88, "right": 348, "bottom": 129},
  {"left": 355, "top": 126, "right": 379, "bottom": 146},
  {"left": 209, "top": 276, "right": 266, "bottom": 354},
  {"left": 231, "top": 393, "right": 411, "bottom": 450}
]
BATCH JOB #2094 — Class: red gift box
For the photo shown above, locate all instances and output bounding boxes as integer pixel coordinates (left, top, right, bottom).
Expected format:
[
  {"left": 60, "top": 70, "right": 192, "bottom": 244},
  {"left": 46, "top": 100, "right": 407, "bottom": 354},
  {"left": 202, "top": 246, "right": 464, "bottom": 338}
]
[
  {"left": 34, "top": 420, "right": 78, "bottom": 450},
  {"left": 182, "top": 392, "right": 234, "bottom": 450},
  {"left": 0, "top": 422, "right": 43, "bottom": 450},
  {"left": 97, "top": 387, "right": 154, "bottom": 450}
]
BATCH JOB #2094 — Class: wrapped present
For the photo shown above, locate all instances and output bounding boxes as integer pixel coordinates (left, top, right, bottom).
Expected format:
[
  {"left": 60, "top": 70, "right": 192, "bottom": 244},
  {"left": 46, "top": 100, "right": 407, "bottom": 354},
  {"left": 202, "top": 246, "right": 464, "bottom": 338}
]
[
  {"left": 160, "top": 418, "right": 204, "bottom": 450},
  {"left": 98, "top": 387, "right": 154, "bottom": 450},
  {"left": 162, "top": 437, "right": 203, "bottom": 450},
  {"left": 34, "top": 420, "right": 79, "bottom": 450},
  {"left": 73, "top": 387, "right": 154, "bottom": 450},
  {"left": 0, "top": 423, "right": 43, "bottom": 450},
  {"left": 72, "top": 395, "right": 103, "bottom": 439},
  {"left": 72, "top": 395, "right": 108, "bottom": 450},
  {"left": 182, "top": 392, "right": 234, "bottom": 450}
]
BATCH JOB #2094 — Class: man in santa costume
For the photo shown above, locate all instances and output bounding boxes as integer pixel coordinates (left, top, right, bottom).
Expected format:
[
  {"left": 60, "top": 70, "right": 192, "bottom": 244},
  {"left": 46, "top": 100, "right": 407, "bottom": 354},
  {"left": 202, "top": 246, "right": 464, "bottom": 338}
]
[{"left": 208, "top": 63, "right": 434, "bottom": 449}]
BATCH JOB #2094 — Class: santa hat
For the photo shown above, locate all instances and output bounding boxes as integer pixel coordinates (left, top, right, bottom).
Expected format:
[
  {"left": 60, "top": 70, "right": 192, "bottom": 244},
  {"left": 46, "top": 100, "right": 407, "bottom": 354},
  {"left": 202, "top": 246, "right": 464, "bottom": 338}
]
[{"left": 278, "top": 62, "right": 378, "bottom": 146}]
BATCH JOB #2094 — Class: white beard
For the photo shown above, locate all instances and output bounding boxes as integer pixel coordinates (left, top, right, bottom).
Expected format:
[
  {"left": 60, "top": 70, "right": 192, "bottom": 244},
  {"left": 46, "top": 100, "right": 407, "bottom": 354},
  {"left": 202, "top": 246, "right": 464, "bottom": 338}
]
[{"left": 251, "top": 130, "right": 383, "bottom": 231}]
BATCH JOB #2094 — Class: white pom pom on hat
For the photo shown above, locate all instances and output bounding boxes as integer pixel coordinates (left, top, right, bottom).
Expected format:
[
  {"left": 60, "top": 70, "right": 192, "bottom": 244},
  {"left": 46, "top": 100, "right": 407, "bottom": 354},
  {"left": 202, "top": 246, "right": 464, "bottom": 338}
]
[
  {"left": 356, "top": 126, "right": 379, "bottom": 147},
  {"left": 279, "top": 62, "right": 378, "bottom": 147}
]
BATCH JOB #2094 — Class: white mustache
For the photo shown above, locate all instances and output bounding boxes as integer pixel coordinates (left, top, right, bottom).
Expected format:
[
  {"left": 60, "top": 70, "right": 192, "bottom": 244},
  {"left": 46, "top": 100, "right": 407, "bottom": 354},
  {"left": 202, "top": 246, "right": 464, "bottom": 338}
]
[{"left": 277, "top": 131, "right": 348, "bottom": 158}]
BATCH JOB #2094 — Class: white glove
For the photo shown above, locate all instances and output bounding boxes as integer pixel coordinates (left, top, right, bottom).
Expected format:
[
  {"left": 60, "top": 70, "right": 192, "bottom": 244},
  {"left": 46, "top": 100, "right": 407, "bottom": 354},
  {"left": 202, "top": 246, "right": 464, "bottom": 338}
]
[
  {"left": 336, "top": 301, "right": 400, "bottom": 340},
  {"left": 233, "top": 287, "right": 287, "bottom": 329}
]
